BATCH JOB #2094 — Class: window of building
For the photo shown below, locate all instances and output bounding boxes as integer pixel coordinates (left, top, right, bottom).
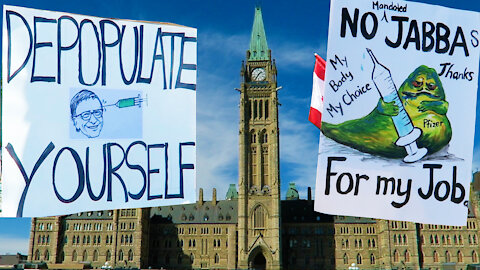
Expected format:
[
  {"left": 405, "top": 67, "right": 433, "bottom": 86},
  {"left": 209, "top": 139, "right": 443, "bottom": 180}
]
[
  {"left": 259, "top": 100, "right": 263, "bottom": 118},
  {"left": 433, "top": 251, "right": 439, "bottom": 263},
  {"left": 405, "top": 250, "right": 410, "bottom": 262},
  {"left": 457, "top": 251, "right": 463, "bottom": 263},
  {"left": 473, "top": 251, "right": 478, "bottom": 263},
  {"left": 356, "top": 253, "right": 362, "bottom": 265},
  {"left": 72, "top": 250, "right": 77, "bottom": 261},
  {"left": 93, "top": 250, "right": 98, "bottom": 261},
  {"left": 265, "top": 101, "right": 269, "bottom": 119},
  {"left": 106, "top": 250, "right": 111, "bottom": 261},
  {"left": 83, "top": 250, "right": 88, "bottom": 261},
  {"left": 254, "top": 205, "right": 265, "bottom": 229},
  {"left": 119, "top": 250, "right": 124, "bottom": 261},
  {"left": 370, "top": 254, "right": 375, "bottom": 265},
  {"left": 445, "top": 251, "right": 451, "bottom": 263},
  {"left": 44, "top": 250, "right": 50, "bottom": 261},
  {"left": 190, "top": 253, "right": 194, "bottom": 264},
  {"left": 128, "top": 250, "right": 133, "bottom": 261},
  {"left": 343, "top": 253, "right": 348, "bottom": 265},
  {"left": 393, "top": 250, "right": 399, "bottom": 263},
  {"left": 214, "top": 253, "right": 220, "bottom": 264}
]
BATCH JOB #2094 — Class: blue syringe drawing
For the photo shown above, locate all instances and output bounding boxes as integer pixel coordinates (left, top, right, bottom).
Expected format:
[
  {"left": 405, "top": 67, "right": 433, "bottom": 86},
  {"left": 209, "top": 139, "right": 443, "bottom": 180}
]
[
  {"left": 103, "top": 94, "right": 147, "bottom": 109},
  {"left": 366, "top": 48, "right": 427, "bottom": 163}
]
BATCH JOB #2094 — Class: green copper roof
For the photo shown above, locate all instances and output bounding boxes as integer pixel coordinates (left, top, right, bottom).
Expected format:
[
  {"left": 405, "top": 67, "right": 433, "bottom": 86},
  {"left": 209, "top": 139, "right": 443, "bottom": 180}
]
[
  {"left": 225, "top": 184, "right": 239, "bottom": 200},
  {"left": 248, "top": 6, "right": 269, "bottom": 61},
  {"left": 286, "top": 182, "right": 299, "bottom": 200}
]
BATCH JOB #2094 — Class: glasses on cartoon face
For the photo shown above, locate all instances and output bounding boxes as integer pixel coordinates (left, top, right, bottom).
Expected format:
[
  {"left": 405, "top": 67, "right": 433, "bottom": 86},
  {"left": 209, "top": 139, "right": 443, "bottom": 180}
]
[{"left": 74, "top": 109, "right": 103, "bottom": 121}]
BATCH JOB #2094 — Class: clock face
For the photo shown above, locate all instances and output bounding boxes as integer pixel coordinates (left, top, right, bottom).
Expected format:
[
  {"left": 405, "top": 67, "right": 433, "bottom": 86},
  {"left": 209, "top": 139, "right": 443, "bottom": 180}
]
[{"left": 252, "top": 68, "right": 266, "bottom": 81}]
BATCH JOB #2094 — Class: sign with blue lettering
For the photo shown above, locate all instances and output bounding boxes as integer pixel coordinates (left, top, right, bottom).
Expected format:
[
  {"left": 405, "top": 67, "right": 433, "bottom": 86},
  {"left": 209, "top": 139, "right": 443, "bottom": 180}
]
[
  {"left": 315, "top": 0, "right": 479, "bottom": 225},
  {"left": 1, "top": 6, "right": 197, "bottom": 217}
]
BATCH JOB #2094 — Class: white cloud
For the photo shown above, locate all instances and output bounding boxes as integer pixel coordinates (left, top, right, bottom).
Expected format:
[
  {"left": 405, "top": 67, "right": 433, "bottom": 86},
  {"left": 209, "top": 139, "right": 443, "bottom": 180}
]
[
  {"left": 0, "top": 235, "right": 29, "bottom": 255},
  {"left": 279, "top": 109, "right": 319, "bottom": 199},
  {"left": 196, "top": 70, "right": 239, "bottom": 200},
  {"left": 273, "top": 40, "right": 327, "bottom": 70},
  {"left": 199, "top": 32, "right": 249, "bottom": 61}
]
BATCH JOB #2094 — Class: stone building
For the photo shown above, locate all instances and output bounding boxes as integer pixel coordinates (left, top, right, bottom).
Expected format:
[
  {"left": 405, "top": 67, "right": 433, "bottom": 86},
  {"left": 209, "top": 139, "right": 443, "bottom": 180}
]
[{"left": 28, "top": 6, "right": 480, "bottom": 270}]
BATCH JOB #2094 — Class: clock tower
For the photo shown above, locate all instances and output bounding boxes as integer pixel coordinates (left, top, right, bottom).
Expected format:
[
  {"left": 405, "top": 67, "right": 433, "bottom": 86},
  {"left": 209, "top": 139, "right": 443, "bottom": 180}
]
[{"left": 237, "top": 6, "right": 282, "bottom": 270}]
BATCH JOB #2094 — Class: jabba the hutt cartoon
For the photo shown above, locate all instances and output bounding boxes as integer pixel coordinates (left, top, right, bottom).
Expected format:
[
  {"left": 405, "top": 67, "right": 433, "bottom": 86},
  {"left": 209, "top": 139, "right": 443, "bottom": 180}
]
[{"left": 321, "top": 65, "right": 452, "bottom": 158}]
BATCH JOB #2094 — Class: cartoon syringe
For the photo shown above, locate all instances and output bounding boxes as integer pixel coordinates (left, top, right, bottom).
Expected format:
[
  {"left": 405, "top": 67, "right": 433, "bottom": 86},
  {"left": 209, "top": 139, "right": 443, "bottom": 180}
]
[
  {"left": 104, "top": 94, "right": 147, "bottom": 109},
  {"left": 366, "top": 48, "right": 427, "bottom": 163}
]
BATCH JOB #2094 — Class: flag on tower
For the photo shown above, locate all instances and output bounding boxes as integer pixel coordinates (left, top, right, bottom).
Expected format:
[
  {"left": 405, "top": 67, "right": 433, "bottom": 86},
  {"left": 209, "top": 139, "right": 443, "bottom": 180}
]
[{"left": 308, "top": 54, "right": 326, "bottom": 129}]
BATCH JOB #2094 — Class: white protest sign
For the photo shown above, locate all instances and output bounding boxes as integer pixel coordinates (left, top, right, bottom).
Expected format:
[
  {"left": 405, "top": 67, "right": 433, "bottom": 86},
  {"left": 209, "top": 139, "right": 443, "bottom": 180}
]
[
  {"left": 315, "top": 0, "right": 480, "bottom": 225},
  {"left": 2, "top": 5, "right": 197, "bottom": 217}
]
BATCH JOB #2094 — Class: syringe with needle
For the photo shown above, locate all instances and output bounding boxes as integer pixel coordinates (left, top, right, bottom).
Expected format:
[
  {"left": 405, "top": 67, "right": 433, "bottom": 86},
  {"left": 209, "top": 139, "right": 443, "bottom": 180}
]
[
  {"left": 366, "top": 48, "right": 427, "bottom": 163},
  {"left": 104, "top": 94, "right": 146, "bottom": 109}
]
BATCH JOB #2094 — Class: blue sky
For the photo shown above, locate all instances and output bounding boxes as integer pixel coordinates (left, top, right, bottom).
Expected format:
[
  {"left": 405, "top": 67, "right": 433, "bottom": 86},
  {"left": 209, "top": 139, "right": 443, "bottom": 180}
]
[{"left": 0, "top": 0, "right": 480, "bottom": 255}]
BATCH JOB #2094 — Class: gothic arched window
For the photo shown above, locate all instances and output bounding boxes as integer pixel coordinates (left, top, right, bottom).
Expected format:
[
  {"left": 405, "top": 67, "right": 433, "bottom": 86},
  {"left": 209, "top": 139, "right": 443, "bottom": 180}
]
[
  {"left": 393, "top": 250, "right": 399, "bottom": 262},
  {"left": 106, "top": 250, "right": 111, "bottom": 261},
  {"left": 119, "top": 250, "right": 124, "bottom": 261},
  {"left": 128, "top": 249, "right": 134, "bottom": 261},
  {"left": 405, "top": 250, "right": 410, "bottom": 262},
  {"left": 433, "top": 251, "right": 439, "bottom": 262},
  {"left": 253, "top": 205, "right": 265, "bottom": 229},
  {"left": 259, "top": 100, "right": 263, "bottom": 118},
  {"left": 72, "top": 250, "right": 77, "bottom": 261},
  {"left": 265, "top": 101, "right": 269, "bottom": 119}
]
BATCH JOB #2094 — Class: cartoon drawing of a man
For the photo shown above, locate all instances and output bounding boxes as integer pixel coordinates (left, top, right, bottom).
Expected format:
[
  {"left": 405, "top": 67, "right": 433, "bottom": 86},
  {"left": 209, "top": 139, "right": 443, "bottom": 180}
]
[{"left": 70, "top": 90, "right": 104, "bottom": 138}]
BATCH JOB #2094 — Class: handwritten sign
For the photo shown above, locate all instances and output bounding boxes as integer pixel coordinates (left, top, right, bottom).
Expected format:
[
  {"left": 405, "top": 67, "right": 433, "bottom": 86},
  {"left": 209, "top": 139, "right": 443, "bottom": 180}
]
[
  {"left": 315, "top": 0, "right": 480, "bottom": 225},
  {"left": 1, "top": 6, "right": 197, "bottom": 217}
]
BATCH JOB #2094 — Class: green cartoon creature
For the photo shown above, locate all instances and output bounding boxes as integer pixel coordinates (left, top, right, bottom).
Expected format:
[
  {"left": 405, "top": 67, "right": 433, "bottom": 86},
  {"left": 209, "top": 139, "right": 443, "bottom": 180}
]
[{"left": 321, "top": 63, "right": 452, "bottom": 160}]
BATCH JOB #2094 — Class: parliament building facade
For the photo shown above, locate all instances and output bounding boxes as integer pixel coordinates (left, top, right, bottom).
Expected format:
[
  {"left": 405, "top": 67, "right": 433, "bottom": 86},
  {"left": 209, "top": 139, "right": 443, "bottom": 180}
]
[{"left": 28, "top": 7, "right": 480, "bottom": 270}]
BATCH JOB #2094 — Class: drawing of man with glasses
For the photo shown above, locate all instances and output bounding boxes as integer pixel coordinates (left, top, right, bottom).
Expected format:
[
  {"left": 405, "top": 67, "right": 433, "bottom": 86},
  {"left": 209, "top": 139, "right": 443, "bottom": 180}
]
[{"left": 70, "top": 89, "right": 104, "bottom": 138}]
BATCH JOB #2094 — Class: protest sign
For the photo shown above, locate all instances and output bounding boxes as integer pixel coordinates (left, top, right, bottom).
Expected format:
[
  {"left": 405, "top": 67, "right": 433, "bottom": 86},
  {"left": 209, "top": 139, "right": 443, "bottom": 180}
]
[
  {"left": 315, "top": 0, "right": 480, "bottom": 225},
  {"left": 2, "top": 5, "right": 197, "bottom": 217}
]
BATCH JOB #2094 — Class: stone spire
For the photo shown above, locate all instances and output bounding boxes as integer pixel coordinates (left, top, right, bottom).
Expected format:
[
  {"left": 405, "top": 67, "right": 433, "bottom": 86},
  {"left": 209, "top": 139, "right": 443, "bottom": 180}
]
[{"left": 248, "top": 6, "right": 269, "bottom": 61}]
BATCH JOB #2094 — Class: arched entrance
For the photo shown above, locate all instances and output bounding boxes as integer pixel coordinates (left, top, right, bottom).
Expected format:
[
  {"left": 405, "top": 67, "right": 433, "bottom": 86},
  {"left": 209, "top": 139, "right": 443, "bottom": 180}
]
[
  {"left": 248, "top": 245, "right": 270, "bottom": 270},
  {"left": 251, "top": 253, "right": 266, "bottom": 270}
]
